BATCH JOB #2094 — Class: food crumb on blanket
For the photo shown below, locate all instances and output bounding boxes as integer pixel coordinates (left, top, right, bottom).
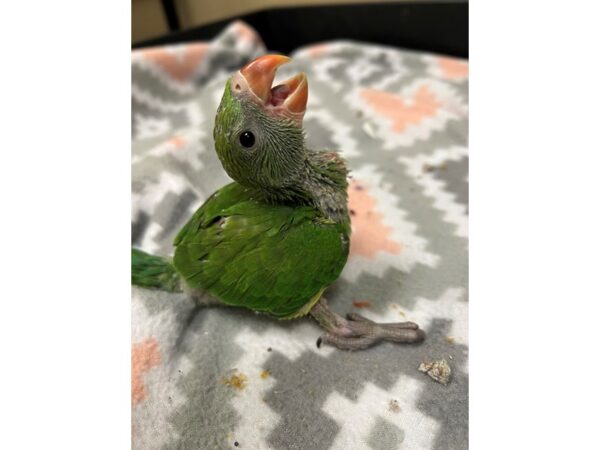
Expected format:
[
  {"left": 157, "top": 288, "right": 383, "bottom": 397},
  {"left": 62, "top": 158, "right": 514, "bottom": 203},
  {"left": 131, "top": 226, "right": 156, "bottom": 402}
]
[
  {"left": 423, "top": 162, "right": 448, "bottom": 173},
  {"left": 222, "top": 372, "right": 247, "bottom": 390},
  {"left": 391, "top": 304, "right": 408, "bottom": 318},
  {"left": 445, "top": 336, "right": 456, "bottom": 344},
  {"left": 352, "top": 300, "right": 371, "bottom": 308},
  {"left": 388, "top": 399, "right": 401, "bottom": 413},
  {"left": 419, "top": 359, "right": 452, "bottom": 385},
  {"left": 362, "top": 121, "right": 378, "bottom": 139},
  {"left": 260, "top": 370, "right": 270, "bottom": 379}
]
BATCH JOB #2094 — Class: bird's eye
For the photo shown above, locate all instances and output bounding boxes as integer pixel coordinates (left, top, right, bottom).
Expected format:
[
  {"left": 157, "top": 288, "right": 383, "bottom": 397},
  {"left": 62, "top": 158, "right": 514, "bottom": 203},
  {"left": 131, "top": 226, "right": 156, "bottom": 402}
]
[{"left": 239, "top": 131, "right": 255, "bottom": 148}]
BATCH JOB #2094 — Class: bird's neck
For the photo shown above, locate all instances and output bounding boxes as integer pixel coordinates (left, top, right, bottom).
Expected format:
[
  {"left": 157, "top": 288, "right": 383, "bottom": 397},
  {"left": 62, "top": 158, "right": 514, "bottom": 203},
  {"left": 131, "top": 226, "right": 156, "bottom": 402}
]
[
  {"left": 253, "top": 150, "right": 350, "bottom": 222},
  {"left": 300, "top": 150, "right": 350, "bottom": 222}
]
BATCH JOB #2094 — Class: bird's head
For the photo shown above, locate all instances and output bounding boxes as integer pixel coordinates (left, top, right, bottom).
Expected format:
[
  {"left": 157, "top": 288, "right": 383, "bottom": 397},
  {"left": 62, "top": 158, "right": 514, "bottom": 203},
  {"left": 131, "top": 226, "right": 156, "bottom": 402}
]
[{"left": 213, "top": 54, "right": 309, "bottom": 190}]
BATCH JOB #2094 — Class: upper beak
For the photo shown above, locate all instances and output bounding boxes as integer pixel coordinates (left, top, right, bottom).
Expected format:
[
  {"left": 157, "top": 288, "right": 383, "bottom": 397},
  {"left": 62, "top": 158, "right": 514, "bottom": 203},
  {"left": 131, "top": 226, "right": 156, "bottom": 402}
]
[
  {"left": 239, "top": 54, "right": 309, "bottom": 118},
  {"left": 240, "top": 54, "right": 291, "bottom": 103}
]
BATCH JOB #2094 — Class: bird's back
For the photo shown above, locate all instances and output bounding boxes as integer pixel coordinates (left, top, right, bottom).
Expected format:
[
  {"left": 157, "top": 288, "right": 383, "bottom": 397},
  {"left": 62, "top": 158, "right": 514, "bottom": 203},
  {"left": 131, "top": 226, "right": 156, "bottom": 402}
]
[{"left": 173, "top": 182, "right": 350, "bottom": 318}]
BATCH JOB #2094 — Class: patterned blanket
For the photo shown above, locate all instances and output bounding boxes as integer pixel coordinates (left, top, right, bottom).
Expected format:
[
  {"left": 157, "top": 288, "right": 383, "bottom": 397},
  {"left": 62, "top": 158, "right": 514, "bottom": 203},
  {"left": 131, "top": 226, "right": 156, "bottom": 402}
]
[{"left": 132, "top": 21, "right": 468, "bottom": 450}]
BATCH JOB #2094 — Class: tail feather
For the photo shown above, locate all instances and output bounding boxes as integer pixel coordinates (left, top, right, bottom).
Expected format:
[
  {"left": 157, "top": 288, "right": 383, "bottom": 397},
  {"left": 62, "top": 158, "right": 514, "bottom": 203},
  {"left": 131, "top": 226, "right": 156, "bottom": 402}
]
[{"left": 131, "top": 248, "right": 182, "bottom": 293}]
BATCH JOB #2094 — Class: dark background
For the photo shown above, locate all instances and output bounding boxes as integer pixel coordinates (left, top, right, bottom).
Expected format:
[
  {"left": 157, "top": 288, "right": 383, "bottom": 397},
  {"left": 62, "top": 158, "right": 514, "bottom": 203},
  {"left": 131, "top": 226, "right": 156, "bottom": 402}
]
[{"left": 134, "top": 1, "right": 468, "bottom": 58}]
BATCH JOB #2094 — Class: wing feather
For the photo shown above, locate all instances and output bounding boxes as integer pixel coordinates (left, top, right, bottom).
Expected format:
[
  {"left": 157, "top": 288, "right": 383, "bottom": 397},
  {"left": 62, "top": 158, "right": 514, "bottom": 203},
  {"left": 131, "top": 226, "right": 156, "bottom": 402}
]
[{"left": 173, "top": 182, "right": 349, "bottom": 318}]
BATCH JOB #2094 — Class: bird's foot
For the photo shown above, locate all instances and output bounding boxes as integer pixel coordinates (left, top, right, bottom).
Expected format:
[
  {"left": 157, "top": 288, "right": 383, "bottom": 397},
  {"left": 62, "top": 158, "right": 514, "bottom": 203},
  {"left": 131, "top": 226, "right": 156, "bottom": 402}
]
[{"left": 310, "top": 298, "right": 425, "bottom": 351}]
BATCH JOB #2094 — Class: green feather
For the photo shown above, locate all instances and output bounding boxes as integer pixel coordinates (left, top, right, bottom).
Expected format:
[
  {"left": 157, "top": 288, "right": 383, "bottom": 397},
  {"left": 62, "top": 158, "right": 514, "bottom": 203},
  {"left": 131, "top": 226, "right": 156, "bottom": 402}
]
[
  {"left": 173, "top": 183, "right": 350, "bottom": 318},
  {"left": 131, "top": 248, "right": 181, "bottom": 293}
]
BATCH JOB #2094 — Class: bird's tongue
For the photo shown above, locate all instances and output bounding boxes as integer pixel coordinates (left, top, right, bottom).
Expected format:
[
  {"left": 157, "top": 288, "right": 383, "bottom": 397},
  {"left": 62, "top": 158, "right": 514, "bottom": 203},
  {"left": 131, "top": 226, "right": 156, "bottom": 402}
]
[
  {"left": 239, "top": 54, "right": 308, "bottom": 120},
  {"left": 270, "top": 84, "right": 290, "bottom": 106}
]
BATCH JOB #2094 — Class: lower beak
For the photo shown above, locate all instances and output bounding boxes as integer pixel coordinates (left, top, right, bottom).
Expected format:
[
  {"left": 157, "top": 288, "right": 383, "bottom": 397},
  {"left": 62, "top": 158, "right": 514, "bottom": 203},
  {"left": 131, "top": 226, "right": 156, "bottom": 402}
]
[{"left": 271, "top": 72, "right": 308, "bottom": 115}]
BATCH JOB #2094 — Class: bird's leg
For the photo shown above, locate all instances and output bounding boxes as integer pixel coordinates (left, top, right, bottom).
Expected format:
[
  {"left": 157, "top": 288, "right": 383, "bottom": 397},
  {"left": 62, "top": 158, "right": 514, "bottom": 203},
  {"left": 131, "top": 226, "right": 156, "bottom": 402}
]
[{"left": 310, "top": 297, "right": 425, "bottom": 351}]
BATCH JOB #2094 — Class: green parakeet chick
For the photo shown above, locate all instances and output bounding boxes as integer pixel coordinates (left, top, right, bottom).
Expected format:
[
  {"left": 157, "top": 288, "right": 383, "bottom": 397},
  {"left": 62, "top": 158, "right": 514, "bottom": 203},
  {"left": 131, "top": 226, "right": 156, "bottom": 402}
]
[{"left": 132, "top": 55, "right": 425, "bottom": 350}]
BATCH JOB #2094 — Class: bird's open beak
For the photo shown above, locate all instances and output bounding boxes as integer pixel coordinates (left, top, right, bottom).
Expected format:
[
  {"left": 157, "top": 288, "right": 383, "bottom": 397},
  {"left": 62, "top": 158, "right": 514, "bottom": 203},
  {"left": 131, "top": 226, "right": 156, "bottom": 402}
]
[{"left": 234, "top": 54, "right": 308, "bottom": 123}]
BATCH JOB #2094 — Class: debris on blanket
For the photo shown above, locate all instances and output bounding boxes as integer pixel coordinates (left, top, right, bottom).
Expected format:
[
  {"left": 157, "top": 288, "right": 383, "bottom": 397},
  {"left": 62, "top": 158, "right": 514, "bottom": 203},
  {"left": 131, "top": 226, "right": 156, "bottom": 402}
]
[
  {"left": 422, "top": 162, "right": 448, "bottom": 173},
  {"left": 362, "top": 121, "right": 378, "bottom": 139},
  {"left": 260, "top": 370, "right": 270, "bottom": 379},
  {"left": 222, "top": 372, "right": 248, "bottom": 390},
  {"left": 352, "top": 300, "right": 372, "bottom": 308},
  {"left": 388, "top": 399, "right": 401, "bottom": 413},
  {"left": 445, "top": 336, "right": 456, "bottom": 344},
  {"left": 419, "top": 359, "right": 452, "bottom": 385},
  {"left": 391, "top": 303, "right": 408, "bottom": 319}
]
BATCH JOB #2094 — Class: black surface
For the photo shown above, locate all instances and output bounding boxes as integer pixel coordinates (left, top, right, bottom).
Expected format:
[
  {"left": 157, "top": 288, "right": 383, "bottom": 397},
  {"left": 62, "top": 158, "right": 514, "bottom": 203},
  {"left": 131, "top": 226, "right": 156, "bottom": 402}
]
[
  {"left": 161, "top": 0, "right": 181, "bottom": 31},
  {"left": 134, "top": 1, "right": 468, "bottom": 58}
]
